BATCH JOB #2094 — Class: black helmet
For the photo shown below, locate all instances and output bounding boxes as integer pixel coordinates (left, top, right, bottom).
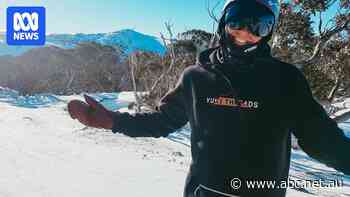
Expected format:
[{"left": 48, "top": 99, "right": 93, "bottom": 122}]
[
  {"left": 216, "top": 0, "right": 280, "bottom": 46},
  {"left": 223, "top": 0, "right": 280, "bottom": 28}
]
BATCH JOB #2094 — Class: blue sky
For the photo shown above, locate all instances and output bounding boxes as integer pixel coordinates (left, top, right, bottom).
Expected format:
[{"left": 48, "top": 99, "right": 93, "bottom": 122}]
[
  {"left": 0, "top": 0, "right": 222, "bottom": 36},
  {"left": 0, "top": 0, "right": 341, "bottom": 37}
]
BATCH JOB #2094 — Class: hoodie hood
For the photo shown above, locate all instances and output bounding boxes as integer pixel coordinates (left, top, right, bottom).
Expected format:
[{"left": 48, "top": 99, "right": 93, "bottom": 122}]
[
  {"left": 197, "top": 41, "right": 272, "bottom": 71},
  {"left": 196, "top": 41, "right": 272, "bottom": 97}
]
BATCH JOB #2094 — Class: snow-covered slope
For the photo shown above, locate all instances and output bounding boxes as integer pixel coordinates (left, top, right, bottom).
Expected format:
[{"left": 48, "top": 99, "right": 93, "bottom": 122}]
[
  {"left": 0, "top": 90, "right": 190, "bottom": 197},
  {"left": 0, "top": 29, "right": 166, "bottom": 56},
  {"left": 0, "top": 87, "right": 350, "bottom": 196},
  {"left": 0, "top": 87, "right": 61, "bottom": 108}
]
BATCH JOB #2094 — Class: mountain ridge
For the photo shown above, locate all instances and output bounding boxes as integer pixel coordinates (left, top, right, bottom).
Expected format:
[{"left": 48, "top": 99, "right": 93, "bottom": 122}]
[{"left": 0, "top": 29, "right": 166, "bottom": 56}]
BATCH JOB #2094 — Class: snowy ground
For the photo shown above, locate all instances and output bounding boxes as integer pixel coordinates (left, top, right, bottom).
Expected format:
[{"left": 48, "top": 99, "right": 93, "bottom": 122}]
[
  {"left": 0, "top": 88, "right": 350, "bottom": 197},
  {"left": 0, "top": 97, "right": 190, "bottom": 197}
]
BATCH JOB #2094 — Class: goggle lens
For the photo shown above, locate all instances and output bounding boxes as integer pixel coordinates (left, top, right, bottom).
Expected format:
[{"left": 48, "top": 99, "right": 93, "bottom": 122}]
[{"left": 224, "top": 1, "right": 275, "bottom": 37}]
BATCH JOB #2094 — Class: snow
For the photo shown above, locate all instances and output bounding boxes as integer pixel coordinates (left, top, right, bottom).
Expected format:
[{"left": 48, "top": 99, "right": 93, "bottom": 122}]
[
  {"left": 0, "top": 87, "right": 61, "bottom": 108},
  {"left": 333, "top": 98, "right": 350, "bottom": 109},
  {"left": 0, "top": 88, "right": 350, "bottom": 196},
  {"left": 0, "top": 94, "right": 190, "bottom": 197}
]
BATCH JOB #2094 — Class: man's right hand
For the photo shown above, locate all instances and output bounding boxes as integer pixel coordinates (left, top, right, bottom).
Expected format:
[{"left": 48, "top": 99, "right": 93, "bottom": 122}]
[{"left": 67, "top": 95, "right": 115, "bottom": 129}]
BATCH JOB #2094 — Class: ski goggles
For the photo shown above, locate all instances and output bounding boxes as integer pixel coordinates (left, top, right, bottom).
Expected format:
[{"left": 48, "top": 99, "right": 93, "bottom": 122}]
[{"left": 224, "top": 1, "right": 275, "bottom": 37}]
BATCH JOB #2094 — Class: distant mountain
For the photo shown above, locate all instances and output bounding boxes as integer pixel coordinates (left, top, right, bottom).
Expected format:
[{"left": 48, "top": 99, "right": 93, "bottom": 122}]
[{"left": 0, "top": 29, "right": 166, "bottom": 56}]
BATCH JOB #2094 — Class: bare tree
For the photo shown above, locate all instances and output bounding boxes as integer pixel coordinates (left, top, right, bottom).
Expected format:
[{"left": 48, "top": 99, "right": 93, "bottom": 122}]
[
  {"left": 64, "top": 69, "right": 75, "bottom": 93},
  {"left": 150, "top": 22, "right": 177, "bottom": 93},
  {"left": 129, "top": 53, "right": 143, "bottom": 112},
  {"left": 206, "top": 0, "right": 222, "bottom": 28},
  {"left": 127, "top": 22, "right": 179, "bottom": 111},
  {"left": 206, "top": 0, "right": 224, "bottom": 47},
  {"left": 277, "top": 0, "right": 350, "bottom": 67}
]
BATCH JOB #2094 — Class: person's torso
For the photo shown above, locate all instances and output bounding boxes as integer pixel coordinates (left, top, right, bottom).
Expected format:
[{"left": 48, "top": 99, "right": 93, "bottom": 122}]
[{"left": 182, "top": 57, "right": 294, "bottom": 197}]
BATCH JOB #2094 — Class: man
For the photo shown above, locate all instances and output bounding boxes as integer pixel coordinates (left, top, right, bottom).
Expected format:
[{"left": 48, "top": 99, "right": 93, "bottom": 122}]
[{"left": 68, "top": 0, "right": 350, "bottom": 196}]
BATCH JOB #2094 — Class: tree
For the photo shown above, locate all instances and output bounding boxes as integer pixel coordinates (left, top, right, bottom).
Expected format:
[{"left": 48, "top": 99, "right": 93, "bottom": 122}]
[
  {"left": 127, "top": 25, "right": 204, "bottom": 111},
  {"left": 0, "top": 42, "right": 128, "bottom": 95},
  {"left": 273, "top": 0, "right": 350, "bottom": 103}
]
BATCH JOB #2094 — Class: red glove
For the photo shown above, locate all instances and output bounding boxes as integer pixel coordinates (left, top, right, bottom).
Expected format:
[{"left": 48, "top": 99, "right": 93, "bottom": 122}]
[{"left": 67, "top": 95, "right": 114, "bottom": 129}]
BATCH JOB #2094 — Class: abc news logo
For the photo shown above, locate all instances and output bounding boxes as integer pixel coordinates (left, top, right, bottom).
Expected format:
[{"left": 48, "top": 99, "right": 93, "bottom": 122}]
[{"left": 7, "top": 7, "right": 46, "bottom": 45}]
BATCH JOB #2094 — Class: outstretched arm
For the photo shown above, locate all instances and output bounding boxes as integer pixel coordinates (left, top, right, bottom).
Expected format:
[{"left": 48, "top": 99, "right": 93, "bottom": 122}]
[
  {"left": 68, "top": 71, "right": 189, "bottom": 138},
  {"left": 112, "top": 72, "right": 188, "bottom": 138},
  {"left": 290, "top": 69, "right": 350, "bottom": 175}
]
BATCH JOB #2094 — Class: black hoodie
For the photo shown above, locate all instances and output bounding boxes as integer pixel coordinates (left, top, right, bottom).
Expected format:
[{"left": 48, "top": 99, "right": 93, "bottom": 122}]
[{"left": 112, "top": 42, "right": 350, "bottom": 197}]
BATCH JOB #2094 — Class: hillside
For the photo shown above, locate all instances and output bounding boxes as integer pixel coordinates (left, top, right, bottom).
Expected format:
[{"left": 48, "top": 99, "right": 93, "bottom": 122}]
[{"left": 0, "top": 29, "right": 166, "bottom": 56}]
